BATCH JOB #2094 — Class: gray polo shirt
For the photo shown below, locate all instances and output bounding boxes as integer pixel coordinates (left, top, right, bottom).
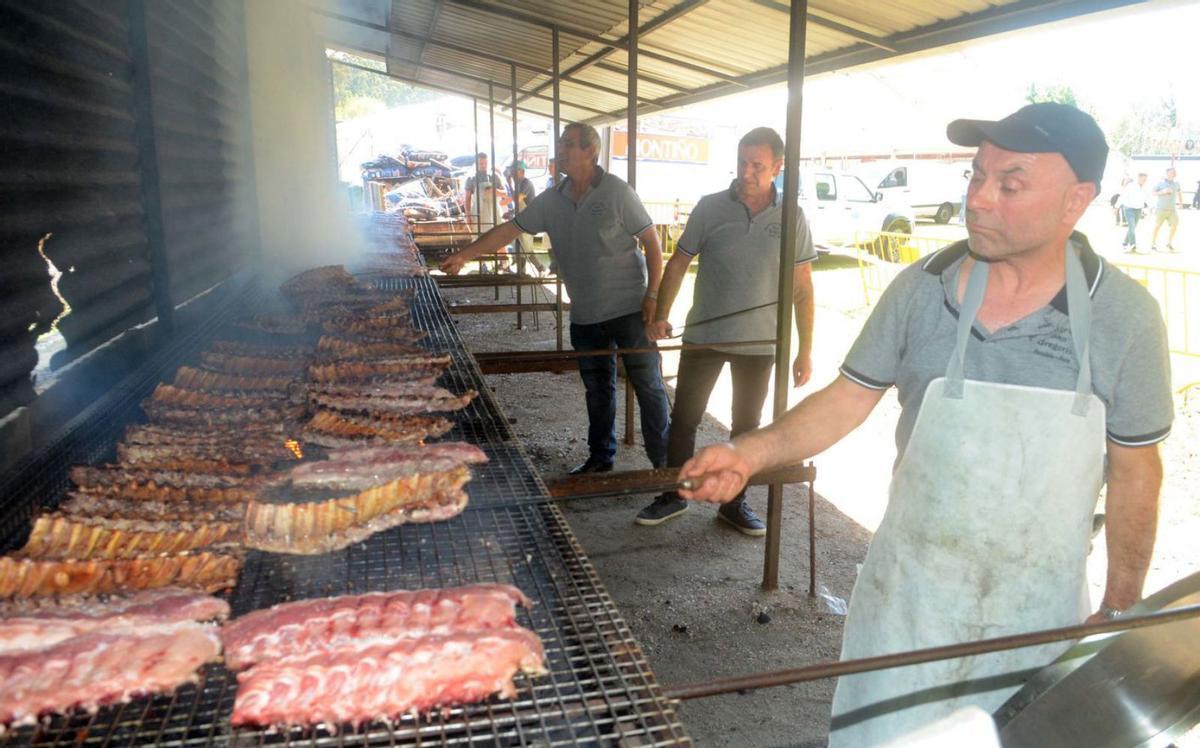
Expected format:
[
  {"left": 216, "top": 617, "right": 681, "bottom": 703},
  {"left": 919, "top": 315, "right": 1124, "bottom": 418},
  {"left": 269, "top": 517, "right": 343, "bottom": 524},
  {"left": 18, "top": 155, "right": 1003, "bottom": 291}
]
[
  {"left": 1155, "top": 179, "right": 1181, "bottom": 211},
  {"left": 678, "top": 183, "right": 817, "bottom": 356},
  {"left": 514, "top": 166, "right": 654, "bottom": 325},
  {"left": 840, "top": 234, "right": 1173, "bottom": 463}
]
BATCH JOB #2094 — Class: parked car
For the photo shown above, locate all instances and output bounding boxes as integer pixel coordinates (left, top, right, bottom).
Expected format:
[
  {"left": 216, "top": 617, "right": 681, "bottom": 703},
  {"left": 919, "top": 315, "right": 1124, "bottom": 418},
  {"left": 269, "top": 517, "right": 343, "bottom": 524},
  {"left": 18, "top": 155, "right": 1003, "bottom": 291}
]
[
  {"left": 872, "top": 160, "right": 969, "bottom": 224},
  {"left": 777, "top": 170, "right": 915, "bottom": 254}
]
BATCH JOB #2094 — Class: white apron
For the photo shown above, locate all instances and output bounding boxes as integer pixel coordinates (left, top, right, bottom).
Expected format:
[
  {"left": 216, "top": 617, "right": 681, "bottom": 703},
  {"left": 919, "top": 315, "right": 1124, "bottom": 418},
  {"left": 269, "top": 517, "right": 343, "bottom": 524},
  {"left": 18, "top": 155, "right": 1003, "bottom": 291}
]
[
  {"left": 828, "top": 247, "right": 1107, "bottom": 746},
  {"left": 470, "top": 174, "right": 499, "bottom": 235}
]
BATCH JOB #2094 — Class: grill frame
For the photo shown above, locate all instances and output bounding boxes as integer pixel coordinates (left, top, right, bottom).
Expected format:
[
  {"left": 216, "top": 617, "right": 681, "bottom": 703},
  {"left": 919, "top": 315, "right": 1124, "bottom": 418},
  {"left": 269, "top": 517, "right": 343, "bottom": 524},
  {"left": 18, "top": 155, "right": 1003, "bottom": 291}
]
[{"left": 0, "top": 247, "right": 690, "bottom": 746}]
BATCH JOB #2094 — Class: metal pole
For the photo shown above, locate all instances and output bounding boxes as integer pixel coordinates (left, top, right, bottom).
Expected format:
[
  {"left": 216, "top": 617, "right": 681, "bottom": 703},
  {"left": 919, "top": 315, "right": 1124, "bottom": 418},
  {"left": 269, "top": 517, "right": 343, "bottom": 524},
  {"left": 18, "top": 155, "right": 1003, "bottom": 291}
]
[
  {"left": 623, "top": 0, "right": 639, "bottom": 448},
  {"left": 472, "top": 98, "right": 480, "bottom": 240},
  {"left": 127, "top": 0, "right": 175, "bottom": 336},
  {"left": 552, "top": 26, "right": 563, "bottom": 351},
  {"left": 488, "top": 82, "right": 500, "bottom": 298},
  {"left": 763, "top": 0, "right": 808, "bottom": 592},
  {"left": 664, "top": 602, "right": 1200, "bottom": 701},
  {"left": 511, "top": 63, "right": 524, "bottom": 329}
]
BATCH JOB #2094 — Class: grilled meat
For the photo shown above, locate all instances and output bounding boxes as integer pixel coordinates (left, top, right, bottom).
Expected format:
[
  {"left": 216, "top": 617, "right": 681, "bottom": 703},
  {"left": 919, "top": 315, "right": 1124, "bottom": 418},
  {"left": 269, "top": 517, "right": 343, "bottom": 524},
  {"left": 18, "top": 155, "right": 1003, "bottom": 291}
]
[
  {"left": 0, "top": 588, "right": 229, "bottom": 655},
  {"left": 316, "top": 336, "right": 426, "bottom": 360},
  {"left": 300, "top": 410, "right": 452, "bottom": 447},
  {"left": 244, "top": 465, "right": 470, "bottom": 555},
  {"left": 17, "top": 513, "right": 243, "bottom": 560},
  {"left": 285, "top": 443, "right": 486, "bottom": 493},
  {"left": 0, "top": 552, "right": 242, "bottom": 599},
  {"left": 208, "top": 340, "right": 313, "bottom": 358},
  {"left": 59, "top": 493, "right": 246, "bottom": 523},
  {"left": 69, "top": 466, "right": 263, "bottom": 504},
  {"left": 231, "top": 314, "right": 308, "bottom": 336},
  {"left": 117, "top": 439, "right": 298, "bottom": 468},
  {"left": 230, "top": 628, "right": 545, "bottom": 727},
  {"left": 199, "top": 351, "right": 308, "bottom": 376},
  {"left": 220, "top": 584, "right": 530, "bottom": 670},
  {"left": 309, "top": 382, "right": 476, "bottom": 415},
  {"left": 308, "top": 354, "right": 450, "bottom": 384},
  {"left": 173, "top": 366, "right": 297, "bottom": 394},
  {"left": 0, "top": 624, "right": 222, "bottom": 729}
]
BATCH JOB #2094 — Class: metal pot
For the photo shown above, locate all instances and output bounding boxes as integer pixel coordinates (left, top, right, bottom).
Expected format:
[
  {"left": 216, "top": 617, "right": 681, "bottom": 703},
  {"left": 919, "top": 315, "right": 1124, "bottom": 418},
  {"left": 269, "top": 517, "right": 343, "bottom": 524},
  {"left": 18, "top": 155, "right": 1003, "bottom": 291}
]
[{"left": 994, "top": 571, "right": 1200, "bottom": 747}]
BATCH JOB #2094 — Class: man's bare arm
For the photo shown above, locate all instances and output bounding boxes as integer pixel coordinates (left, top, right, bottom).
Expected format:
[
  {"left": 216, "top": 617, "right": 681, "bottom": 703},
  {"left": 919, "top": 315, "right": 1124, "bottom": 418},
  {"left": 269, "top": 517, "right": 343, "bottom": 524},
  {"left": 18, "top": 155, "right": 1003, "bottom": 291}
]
[
  {"left": 1098, "top": 441, "right": 1162, "bottom": 613},
  {"left": 792, "top": 262, "right": 814, "bottom": 386},
  {"left": 679, "top": 375, "right": 885, "bottom": 502},
  {"left": 440, "top": 221, "right": 522, "bottom": 275},
  {"left": 647, "top": 251, "right": 693, "bottom": 339},
  {"left": 639, "top": 225, "right": 665, "bottom": 295}
]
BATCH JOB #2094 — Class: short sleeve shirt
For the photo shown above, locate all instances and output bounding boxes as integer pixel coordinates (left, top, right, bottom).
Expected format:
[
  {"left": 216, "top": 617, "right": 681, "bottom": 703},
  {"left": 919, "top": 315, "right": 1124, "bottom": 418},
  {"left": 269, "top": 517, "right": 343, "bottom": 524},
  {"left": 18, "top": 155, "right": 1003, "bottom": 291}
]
[
  {"left": 514, "top": 167, "right": 654, "bottom": 324},
  {"left": 840, "top": 234, "right": 1173, "bottom": 463},
  {"left": 1155, "top": 179, "right": 1181, "bottom": 211},
  {"left": 513, "top": 177, "right": 536, "bottom": 211},
  {"left": 677, "top": 183, "right": 817, "bottom": 355}
]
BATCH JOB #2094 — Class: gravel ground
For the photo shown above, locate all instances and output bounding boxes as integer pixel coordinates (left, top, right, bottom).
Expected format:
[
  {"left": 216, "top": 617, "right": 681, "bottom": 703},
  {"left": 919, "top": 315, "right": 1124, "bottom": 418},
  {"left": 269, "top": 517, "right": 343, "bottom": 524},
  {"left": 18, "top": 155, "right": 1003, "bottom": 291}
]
[{"left": 441, "top": 245, "right": 1200, "bottom": 747}]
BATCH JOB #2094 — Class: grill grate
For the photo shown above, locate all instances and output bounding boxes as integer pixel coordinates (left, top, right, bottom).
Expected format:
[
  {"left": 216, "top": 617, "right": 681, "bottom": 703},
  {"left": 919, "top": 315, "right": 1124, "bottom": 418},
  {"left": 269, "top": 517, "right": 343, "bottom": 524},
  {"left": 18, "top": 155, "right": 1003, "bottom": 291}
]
[{"left": 0, "top": 268, "right": 690, "bottom": 746}]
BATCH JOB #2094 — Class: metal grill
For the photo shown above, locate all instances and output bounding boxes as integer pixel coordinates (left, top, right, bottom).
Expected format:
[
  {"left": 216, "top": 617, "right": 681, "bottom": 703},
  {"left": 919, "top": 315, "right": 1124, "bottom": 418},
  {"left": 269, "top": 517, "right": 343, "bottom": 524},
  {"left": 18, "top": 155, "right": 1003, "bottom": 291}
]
[{"left": 0, "top": 266, "right": 690, "bottom": 746}]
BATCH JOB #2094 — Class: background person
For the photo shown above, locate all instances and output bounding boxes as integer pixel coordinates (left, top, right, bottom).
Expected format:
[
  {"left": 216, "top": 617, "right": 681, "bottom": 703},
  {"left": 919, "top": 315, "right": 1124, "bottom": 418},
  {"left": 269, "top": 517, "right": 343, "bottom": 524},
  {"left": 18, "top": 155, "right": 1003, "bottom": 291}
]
[
  {"left": 442, "top": 123, "right": 671, "bottom": 475},
  {"left": 1150, "top": 166, "right": 1183, "bottom": 252},
  {"left": 638, "top": 127, "right": 816, "bottom": 535}
]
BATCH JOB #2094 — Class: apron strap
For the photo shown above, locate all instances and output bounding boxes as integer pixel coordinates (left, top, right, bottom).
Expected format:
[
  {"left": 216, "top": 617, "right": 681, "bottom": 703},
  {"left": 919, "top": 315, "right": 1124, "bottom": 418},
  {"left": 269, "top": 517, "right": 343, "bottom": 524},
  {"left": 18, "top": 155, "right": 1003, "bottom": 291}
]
[
  {"left": 943, "top": 245, "right": 1094, "bottom": 415},
  {"left": 1063, "top": 246, "right": 1094, "bottom": 416},
  {"left": 943, "top": 258, "right": 989, "bottom": 399}
]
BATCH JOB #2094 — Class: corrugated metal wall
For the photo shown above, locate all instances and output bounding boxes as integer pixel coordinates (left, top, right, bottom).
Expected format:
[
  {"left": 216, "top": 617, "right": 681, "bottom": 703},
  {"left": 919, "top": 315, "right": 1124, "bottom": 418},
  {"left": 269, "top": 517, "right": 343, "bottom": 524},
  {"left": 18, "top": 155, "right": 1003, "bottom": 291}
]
[
  {"left": 147, "top": 0, "right": 257, "bottom": 304},
  {"left": 0, "top": 0, "right": 257, "bottom": 421}
]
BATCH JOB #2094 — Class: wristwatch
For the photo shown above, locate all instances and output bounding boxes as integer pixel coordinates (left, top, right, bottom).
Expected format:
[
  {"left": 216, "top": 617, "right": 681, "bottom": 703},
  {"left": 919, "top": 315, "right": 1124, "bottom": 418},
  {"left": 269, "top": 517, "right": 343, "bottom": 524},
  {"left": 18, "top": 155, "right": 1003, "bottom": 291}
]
[{"left": 1098, "top": 603, "right": 1125, "bottom": 620}]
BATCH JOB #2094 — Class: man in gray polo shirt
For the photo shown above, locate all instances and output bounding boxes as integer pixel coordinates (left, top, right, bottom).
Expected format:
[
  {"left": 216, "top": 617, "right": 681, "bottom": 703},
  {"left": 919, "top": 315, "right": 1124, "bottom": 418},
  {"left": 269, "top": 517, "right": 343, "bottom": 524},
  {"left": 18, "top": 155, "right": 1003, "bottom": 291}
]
[
  {"left": 1150, "top": 166, "right": 1183, "bottom": 252},
  {"left": 441, "top": 123, "right": 671, "bottom": 475},
  {"left": 638, "top": 127, "right": 816, "bottom": 535},
  {"left": 679, "top": 103, "right": 1172, "bottom": 743}
]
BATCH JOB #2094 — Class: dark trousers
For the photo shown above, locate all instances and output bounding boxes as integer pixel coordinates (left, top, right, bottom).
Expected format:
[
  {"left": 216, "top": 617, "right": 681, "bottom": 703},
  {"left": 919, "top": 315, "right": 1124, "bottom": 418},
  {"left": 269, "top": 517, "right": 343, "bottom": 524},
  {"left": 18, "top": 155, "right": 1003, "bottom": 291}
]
[
  {"left": 570, "top": 311, "right": 670, "bottom": 466},
  {"left": 665, "top": 349, "right": 774, "bottom": 501}
]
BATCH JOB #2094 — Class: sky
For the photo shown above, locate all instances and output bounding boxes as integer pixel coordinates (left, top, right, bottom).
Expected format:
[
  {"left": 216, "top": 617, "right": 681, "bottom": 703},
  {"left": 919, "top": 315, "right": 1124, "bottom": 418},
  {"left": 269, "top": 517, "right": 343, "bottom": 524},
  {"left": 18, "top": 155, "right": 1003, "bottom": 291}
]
[{"left": 672, "top": 0, "right": 1200, "bottom": 157}]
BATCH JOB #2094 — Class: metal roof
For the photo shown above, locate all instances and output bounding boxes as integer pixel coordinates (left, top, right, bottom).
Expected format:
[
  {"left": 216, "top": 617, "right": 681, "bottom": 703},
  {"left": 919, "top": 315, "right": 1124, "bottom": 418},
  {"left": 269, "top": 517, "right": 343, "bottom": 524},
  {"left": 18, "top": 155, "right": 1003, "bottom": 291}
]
[{"left": 312, "top": 0, "right": 1146, "bottom": 124}]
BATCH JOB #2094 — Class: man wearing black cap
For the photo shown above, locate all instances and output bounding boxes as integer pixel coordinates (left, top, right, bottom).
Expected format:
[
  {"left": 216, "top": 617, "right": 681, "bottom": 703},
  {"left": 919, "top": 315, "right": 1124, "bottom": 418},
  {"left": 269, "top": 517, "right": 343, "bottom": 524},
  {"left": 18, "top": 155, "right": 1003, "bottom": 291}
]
[{"left": 677, "top": 103, "right": 1173, "bottom": 744}]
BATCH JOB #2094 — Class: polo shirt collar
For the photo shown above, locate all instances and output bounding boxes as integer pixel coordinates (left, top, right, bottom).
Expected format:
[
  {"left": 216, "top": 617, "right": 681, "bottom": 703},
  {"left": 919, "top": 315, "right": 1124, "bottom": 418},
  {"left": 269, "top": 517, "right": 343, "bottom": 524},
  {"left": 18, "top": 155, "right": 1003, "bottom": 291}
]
[
  {"left": 726, "top": 180, "right": 779, "bottom": 207},
  {"left": 557, "top": 165, "right": 605, "bottom": 193},
  {"left": 923, "top": 231, "right": 1102, "bottom": 315}
]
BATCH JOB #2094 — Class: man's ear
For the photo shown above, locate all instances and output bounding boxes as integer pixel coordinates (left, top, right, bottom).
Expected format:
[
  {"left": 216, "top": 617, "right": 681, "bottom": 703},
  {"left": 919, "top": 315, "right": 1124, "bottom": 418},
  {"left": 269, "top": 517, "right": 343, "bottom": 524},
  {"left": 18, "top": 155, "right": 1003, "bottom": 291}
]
[{"left": 1064, "top": 181, "right": 1096, "bottom": 225}]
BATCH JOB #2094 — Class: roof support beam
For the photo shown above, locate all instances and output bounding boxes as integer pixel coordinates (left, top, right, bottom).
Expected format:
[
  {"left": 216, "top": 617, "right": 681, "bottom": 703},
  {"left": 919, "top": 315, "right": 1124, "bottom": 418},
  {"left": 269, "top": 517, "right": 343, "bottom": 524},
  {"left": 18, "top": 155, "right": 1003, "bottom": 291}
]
[
  {"left": 314, "top": 8, "right": 651, "bottom": 105},
  {"left": 445, "top": 0, "right": 746, "bottom": 86},
  {"left": 335, "top": 59, "right": 553, "bottom": 119},
  {"left": 747, "top": 0, "right": 896, "bottom": 52},
  {"left": 515, "top": 0, "right": 711, "bottom": 106}
]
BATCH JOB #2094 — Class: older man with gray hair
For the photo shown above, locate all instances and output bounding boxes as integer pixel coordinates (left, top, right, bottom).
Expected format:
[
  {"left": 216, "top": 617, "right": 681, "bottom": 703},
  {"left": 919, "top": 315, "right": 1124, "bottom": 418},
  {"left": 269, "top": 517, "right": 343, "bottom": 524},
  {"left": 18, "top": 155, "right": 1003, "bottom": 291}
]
[{"left": 442, "top": 123, "right": 671, "bottom": 475}]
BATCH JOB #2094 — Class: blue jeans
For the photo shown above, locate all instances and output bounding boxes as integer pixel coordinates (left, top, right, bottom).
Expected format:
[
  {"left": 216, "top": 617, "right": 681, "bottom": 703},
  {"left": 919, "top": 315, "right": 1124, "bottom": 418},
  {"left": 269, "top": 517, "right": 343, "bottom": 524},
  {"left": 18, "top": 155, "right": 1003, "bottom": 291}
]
[
  {"left": 1123, "top": 206, "right": 1140, "bottom": 247},
  {"left": 569, "top": 311, "right": 670, "bottom": 466}
]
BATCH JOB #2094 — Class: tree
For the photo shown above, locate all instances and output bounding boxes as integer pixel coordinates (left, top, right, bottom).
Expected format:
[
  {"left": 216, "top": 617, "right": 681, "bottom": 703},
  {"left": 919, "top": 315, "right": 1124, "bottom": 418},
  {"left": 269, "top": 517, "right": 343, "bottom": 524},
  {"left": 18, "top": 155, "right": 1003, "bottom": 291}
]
[
  {"left": 327, "top": 51, "right": 437, "bottom": 120},
  {"left": 1025, "top": 83, "right": 1078, "bottom": 107},
  {"left": 1108, "top": 95, "right": 1185, "bottom": 156}
]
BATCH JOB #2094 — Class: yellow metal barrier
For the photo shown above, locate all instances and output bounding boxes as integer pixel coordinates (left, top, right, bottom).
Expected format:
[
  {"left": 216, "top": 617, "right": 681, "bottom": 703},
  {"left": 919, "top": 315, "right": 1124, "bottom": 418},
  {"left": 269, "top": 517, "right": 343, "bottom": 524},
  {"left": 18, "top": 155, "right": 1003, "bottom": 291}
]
[
  {"left": 644, "top": 200, "right": 693, "bottom": 258},
  {"left": 1108, "top": 262, "right": 1200, "bottom": 359},
  {"left": 854, "top": 232, "right": 956, "bottom": 305}
]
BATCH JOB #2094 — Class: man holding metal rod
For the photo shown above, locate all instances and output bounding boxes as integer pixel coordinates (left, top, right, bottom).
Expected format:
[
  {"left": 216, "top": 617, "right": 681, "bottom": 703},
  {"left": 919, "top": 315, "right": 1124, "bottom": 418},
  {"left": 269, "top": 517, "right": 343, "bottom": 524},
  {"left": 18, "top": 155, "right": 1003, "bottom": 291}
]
[
  {"left": 638, "top": 127, "right": 816, "bottom": 535},
  {"left": 679, "top": 104, "right": 1173, "bottom": 744},
  {"left": 441, "top": 122, "right": 671, "bottom": 476}
]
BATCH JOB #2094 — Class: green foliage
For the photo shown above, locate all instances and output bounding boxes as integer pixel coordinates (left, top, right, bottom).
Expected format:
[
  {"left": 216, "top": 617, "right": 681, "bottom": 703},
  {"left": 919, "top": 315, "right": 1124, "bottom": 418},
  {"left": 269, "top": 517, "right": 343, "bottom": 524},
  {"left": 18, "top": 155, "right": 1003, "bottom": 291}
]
[
  {"left": 1108, "top": 95, "right": 1185, "bottom": 156},
  {"left": 327, "top": 51, "right": 437, "bottom": 120},
  {"left": 1025, "top": 83, "right": 1078, "bottom": 107}
]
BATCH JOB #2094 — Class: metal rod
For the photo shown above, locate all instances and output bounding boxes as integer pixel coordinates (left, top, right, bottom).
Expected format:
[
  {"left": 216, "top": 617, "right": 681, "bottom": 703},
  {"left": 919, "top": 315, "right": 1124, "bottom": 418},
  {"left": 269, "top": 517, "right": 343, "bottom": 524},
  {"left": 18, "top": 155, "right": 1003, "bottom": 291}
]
[
  {"left": 472, "top": 99, "right": 480, "bottom": 238},
  {"left": 552, "top": 26, "right": 563, "bottom": 352},
  {"left": 808, "top": 475, "right": 817, "bottom": 597},
  {"left": 511, "top": 63, "right": 524, "bottom": 329},
  {"left": 763, "top": 0, "right": 808, "bottom": 593},
  {"left": 623, "top": 0, "right": 639, "bottom": 449},
  {"left": 664, "top": 603, "right": 1200, "bottom": 702},
  {"left": 488, "top": 81, "right": 499, "bottom": 299},
  {"left": 472, "top": 339, "right": 778, "bottom": 360}
]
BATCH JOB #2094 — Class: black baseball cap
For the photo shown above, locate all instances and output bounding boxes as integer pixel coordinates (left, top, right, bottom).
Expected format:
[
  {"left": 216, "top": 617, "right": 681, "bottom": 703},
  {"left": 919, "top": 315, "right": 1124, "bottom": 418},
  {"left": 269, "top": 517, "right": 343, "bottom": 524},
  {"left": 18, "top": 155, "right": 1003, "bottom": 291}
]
[{"left": 947, "top": 103, "right": 1108, "bottom": 188}]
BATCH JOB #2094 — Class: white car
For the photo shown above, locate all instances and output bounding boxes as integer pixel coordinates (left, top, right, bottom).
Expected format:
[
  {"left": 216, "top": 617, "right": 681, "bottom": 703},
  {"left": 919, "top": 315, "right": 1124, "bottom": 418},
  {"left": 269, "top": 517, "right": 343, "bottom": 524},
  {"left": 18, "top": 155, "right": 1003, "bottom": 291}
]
[{"left": 779, "top": 170, "right": 914, "bottom": 251}]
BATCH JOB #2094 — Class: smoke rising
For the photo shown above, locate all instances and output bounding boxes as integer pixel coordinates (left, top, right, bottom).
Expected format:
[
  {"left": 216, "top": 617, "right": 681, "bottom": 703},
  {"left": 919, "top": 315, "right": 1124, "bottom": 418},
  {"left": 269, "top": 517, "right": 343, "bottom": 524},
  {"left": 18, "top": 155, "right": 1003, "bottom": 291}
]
[{"left": 243, "top": 0, "right": 365, "bottom": 282}]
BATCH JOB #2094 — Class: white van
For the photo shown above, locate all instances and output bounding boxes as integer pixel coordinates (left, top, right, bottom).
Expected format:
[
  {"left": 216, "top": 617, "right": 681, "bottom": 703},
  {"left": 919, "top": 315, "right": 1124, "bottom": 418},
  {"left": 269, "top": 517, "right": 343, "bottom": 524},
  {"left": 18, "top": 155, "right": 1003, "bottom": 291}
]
[
  {"left": 874, "top": 161, "right": 971, "bottom": 224},
  {"left": 777, "top": 170, "right": 915, "bottom": 249}
]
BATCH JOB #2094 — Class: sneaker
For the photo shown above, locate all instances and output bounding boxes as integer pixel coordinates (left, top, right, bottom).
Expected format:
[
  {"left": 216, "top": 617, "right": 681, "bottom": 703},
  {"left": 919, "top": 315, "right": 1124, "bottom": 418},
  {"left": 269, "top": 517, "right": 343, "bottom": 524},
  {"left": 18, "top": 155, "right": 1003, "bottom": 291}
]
[
  {"left": 1168, "top": 245, "right": 1179, "bottom": 253},
  {"left": 1151, "top": 245, "right": 1162, "bottom": 253},
  {"left": 569, "top": 456, "right": 614, "bottom": 475},
  {"left": 717, "top": 500, "right": 766, "bottom": 537},
  {"left": 635, "top": 496, "right": 689, "bottom": 526}
]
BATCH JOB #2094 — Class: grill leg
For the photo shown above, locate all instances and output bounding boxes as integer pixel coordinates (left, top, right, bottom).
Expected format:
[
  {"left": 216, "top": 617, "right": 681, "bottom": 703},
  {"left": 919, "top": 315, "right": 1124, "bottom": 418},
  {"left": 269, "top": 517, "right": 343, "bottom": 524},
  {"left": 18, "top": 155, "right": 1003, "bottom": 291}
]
[
  {"left": 808, "top": 473, "right": 816, "bottom": 597},
  {"left": 762, "top": 482, "right": 784, "bottom": 590},
  {"left": 624, "top": 379, "right": 635, "bottom": 446}
]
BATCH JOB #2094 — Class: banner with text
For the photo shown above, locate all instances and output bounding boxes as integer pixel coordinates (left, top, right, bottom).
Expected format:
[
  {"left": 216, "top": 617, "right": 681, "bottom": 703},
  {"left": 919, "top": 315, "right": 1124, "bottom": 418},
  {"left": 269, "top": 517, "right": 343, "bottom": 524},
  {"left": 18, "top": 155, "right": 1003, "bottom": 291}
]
[{"left": 612, "top": 131, "right": 709, "bottom": 164}]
